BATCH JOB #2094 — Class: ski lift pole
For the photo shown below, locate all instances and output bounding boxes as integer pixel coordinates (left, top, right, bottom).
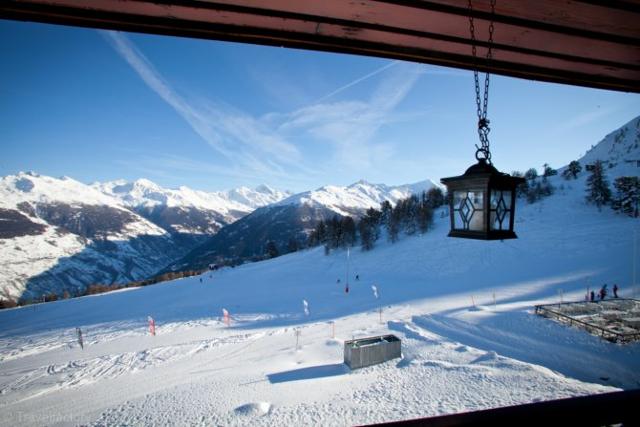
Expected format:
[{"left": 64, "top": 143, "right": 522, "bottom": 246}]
[{"left": 295, "top": 328, "right": 301, "bottom": 350}]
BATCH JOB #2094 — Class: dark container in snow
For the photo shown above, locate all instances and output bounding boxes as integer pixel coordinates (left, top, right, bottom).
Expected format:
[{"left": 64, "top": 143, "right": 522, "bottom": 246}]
[{"left": 344, "top": 334, "right": 401, "bottom": 369}]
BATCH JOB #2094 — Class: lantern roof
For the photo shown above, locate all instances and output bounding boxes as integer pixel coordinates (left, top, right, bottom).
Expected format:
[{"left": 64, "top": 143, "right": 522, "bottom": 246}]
[{"left": 441, "top": 158, "right": 524, "bottom": 186}]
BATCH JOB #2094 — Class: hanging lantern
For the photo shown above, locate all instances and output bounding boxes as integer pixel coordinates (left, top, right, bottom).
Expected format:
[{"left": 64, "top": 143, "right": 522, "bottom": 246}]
[
  {"left": 441, "top": 159, "right": 524, "bottom": 240},
  {"left": 440, "top": 0, "right": 524, "bottom": 240}
]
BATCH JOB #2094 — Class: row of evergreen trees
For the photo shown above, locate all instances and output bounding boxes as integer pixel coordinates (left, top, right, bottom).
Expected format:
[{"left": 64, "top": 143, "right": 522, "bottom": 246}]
[
  {"left": 514, "top": 159, "right": 638, "bottom": 217},
  {"left": 307, "top": 187, "right": 445, "bottom": 253},
  {"left": 511, "top": 163, "right": 557, "bottom": 204},
  {"left": 267, "top": 158, "right": 636, "bottom": 259}
]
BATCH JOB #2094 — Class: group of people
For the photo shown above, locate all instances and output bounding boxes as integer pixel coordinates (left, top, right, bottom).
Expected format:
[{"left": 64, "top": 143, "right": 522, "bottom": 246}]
[{"left": 588, "top": 283, "right": 619, "bottom": 302}]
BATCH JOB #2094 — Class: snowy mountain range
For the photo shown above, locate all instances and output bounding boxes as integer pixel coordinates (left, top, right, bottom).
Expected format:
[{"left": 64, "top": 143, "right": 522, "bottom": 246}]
[
  {"left": 167, "top": 179, "right": 441, "bottom": 271},
  {"left": 0, "top": 175, "right": 288, "bottom": 300},
  {"left": 94, "top": 179, "right": 289, "bottom": 245}
]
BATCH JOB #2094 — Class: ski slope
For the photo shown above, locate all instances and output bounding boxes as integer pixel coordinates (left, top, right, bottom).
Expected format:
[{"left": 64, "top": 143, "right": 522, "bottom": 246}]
[{"left": 0, "top": 172, "right": 639, "bottom": 426}]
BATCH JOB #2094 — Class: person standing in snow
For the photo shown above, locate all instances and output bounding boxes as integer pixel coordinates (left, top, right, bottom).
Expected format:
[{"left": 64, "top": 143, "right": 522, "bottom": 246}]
[
  {"left": 599, "top": 285, "right": 607, "bottom": 300},
  {"left": 590, "top": 291, "right": 595, "bottom": 302},
  {"left": 76, "top": 327, "right": 84, "bottom": 350},
  {"left": 613, "top": 284, "right": 619, "bottom": 298}
]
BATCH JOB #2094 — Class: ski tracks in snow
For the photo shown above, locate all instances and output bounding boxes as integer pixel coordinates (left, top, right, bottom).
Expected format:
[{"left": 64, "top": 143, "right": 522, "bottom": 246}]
[{"left": 0, "top": 330, "right": 265, "bottom": 404}]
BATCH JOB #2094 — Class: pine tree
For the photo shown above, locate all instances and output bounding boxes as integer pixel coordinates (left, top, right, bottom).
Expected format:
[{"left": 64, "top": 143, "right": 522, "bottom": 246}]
[
  {"left": 265, "top": 241, "right": 279, "bottom": 259},
  {"left": 542, "top": 163, "right": 557, "bottom": 181},
  {"left": 287, "top": 238, "right": 299, "bottom": 253},
  {"left": 358, "top": 217, "right": 375, "bottom": 251},
  {"left": 363, "top": 207, "right": 381, "bottom": 243},
  {"left": 401, "top": 195, "right": 419, "bottom": 235},
  {"left": 327, "top": 215, "right": 342, "bottom": 248},
  {"left": 612, "top": 176, "right": 640, "bottom": 217},
  {"left": 380, "top": 200, "right": 392, "bottom": 226},
  {"left": 524, "top": 168, "right": 538, "bottom": 182},
  {"left": 387, "top": 207, "right": 401, "bottom": 243},
  {"left": 308, "top": 220, "right": 328, "bottom": 247},
  {"left": 562, "top": 160, "right": 582, "bottom": 180},
  {"left": 417, "top": 198, "right": 433, "bottom": 233},
  {"left": 511, "top": 171, "right": 528, "bottom": 198},
  {"left": 585, "top": 160, "right": 612, "bottom": 209},
  {"left": 307, "top": 228, "right": 319, "bottom": 247},
  {"left": 425, "top": 187, "right": 445, "bottom": 209},
  {"left": 342, "top": 216, "right": 357, "bottom": 247},
  {"left": 316, "top": 220, "right": 326, "bottom": 244}
]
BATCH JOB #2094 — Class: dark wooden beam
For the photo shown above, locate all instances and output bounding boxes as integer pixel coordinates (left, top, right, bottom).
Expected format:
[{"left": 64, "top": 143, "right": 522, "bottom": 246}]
[{"left": 1, "top": 0, "right": 639, "bottom": 92}]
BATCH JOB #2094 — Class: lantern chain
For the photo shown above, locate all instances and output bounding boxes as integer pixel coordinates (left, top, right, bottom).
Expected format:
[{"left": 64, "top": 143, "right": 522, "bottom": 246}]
[{"left": 468, "top": 0, "right": 496, "bottom": 164}]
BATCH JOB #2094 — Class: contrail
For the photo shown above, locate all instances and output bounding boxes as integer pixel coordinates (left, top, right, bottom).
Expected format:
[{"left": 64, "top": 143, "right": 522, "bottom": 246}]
[{"left": 314, "top": 60, "right": 399, "bottom": 104}]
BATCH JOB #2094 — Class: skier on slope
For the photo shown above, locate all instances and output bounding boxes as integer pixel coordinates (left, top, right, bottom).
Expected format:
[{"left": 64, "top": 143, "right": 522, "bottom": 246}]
[
  {"left": 613, "top": 284, "right": 619, "bottom": 298},
  {"left": 590, "top": 291, "right": 595, "bottom": 302},
  {"left": 599, "top": 284, "right": 607, "bottom": 300}
]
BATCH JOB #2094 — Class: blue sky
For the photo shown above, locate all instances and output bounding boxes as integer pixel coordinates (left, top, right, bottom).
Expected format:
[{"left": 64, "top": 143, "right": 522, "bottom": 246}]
[{"left": 2, "top": 20, "right": 639, "bottom": 193}]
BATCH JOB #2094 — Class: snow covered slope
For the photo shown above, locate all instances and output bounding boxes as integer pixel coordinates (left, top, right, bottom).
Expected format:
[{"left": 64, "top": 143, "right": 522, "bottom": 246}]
[
  {"left": 0, "top": 174, "right": 289, "bottom": 301},
  {"left": 0, "top": 148, "right": 638, "bottom": 425},
  {"left": 170, "top": 179, "right": 441, "bottom": 270},
  {"left": 577, "top": 115, "right": 640, "bottom": 177},
  {"left": 0, "top": 172, "right": 180, "bottom": 300}
]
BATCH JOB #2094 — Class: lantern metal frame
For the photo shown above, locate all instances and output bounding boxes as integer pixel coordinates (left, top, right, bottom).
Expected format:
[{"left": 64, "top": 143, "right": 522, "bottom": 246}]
[{"left": 441, "top": 158, "right": 524, "bottom": 240}]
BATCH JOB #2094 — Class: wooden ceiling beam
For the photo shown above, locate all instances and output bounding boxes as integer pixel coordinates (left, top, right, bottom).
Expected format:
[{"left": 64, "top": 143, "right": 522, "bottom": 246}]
[{"left": 1, "top": 0, "right": 639, "bottom": 92}]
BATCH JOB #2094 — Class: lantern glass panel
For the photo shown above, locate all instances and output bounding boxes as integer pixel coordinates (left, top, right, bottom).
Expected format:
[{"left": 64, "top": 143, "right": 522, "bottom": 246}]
[
  {"left": 453, "top": 190, "right": 484, "bottom": 231},
  {"left": 490, "top": 190, "right": 512, "bottom": 231}
]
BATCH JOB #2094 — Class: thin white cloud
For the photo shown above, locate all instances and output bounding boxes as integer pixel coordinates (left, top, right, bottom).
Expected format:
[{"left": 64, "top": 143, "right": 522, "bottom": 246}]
[
  {"left": 101, "top": 31, "right": 307, "bottom": 178},
  {"left": 103, "top": 31, "right": 424, "bottom": 188},
  {"left": 556, "top": 107, "right": 617, "bottom": 133},
  {"left": 279, "top": 62, "right": 424, "bottom": 171}
]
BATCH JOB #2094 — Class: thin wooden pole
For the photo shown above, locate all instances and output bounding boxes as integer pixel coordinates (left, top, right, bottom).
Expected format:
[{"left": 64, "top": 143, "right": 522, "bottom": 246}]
[{"left": 634, "top": 227, "right": 638, "bottom": 297}]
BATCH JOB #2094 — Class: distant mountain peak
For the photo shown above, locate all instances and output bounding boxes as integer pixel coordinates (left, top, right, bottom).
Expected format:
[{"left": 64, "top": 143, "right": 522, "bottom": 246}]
[
  {"left": 275, "top": 178, "right": 439, "bottom": 216},
  {"left": 255, "top": 184, "right": 277, "bottom": 194},
  {"left": 132, "top": 178, "right": 160, "bottom": 188}
]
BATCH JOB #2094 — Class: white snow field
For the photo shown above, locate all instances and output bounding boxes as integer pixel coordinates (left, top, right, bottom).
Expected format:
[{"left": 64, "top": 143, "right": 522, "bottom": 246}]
[{"left": 1, "top": 171, "right": 639, "bottom": 426}]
